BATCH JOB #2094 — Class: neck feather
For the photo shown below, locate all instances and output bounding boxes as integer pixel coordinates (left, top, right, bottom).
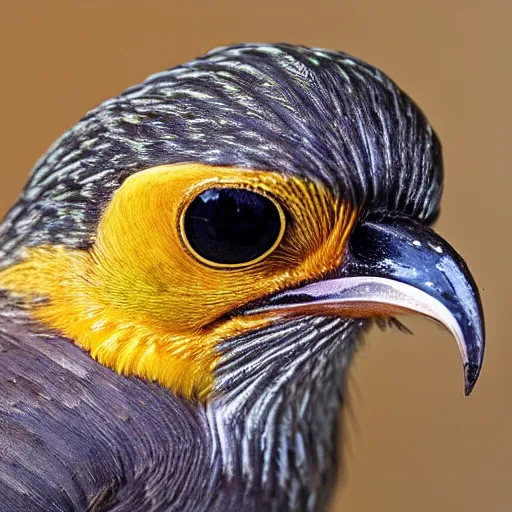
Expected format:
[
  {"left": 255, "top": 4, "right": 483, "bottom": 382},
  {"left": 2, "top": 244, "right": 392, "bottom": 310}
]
[{"left": 206, "top": 316, "right": 362, "bottom": 510}]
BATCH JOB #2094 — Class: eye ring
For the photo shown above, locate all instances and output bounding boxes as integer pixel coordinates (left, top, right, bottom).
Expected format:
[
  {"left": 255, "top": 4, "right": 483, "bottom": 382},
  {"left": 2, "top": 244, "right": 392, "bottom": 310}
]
[{"left": 179, "top": 184, "right": 286, "bottom": 269}]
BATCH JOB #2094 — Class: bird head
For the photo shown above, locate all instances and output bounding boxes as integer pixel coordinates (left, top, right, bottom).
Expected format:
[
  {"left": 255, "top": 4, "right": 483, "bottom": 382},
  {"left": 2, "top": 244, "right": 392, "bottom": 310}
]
[{"left": 0, "top": 44, "right": 484, "bottom": 402}]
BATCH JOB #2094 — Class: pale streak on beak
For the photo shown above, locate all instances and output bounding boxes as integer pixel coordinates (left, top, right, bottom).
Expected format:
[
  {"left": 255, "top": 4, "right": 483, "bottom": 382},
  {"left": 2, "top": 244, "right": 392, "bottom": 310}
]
[{"left": 249, "top": 220, "right": 485, "bottom": 395}]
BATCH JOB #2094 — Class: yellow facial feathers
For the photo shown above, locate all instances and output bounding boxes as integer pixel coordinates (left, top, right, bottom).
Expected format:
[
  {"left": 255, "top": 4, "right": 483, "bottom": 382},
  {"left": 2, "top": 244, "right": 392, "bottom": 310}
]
[{"left": 0, "top": 164, "right": 357, "bottom": 400}]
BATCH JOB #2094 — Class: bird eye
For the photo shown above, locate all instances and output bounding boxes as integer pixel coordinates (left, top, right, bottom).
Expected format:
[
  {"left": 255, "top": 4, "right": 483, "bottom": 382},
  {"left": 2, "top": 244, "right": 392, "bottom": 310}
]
[{"left": 182, "top": 187, "right": 285, "bottom": 267}]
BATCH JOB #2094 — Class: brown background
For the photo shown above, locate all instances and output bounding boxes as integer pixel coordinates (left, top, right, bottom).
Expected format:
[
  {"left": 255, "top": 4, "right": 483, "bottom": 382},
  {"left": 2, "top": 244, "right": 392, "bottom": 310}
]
[{"left": 0, "top": 1, "right": 508, "bottom": 511}]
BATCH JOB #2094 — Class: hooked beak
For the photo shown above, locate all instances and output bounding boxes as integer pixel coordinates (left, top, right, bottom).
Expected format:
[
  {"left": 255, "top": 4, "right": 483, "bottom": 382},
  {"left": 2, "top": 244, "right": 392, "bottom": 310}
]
[{"left": 251, "top": 220, "right": 485, "bottom": 395}]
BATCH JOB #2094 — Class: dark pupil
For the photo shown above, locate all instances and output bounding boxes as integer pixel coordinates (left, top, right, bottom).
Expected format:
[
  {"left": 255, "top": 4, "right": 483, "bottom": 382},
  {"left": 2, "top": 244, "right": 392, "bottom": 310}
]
[{"left": 184, "top": 188, "right": 282, "bottom": 265}]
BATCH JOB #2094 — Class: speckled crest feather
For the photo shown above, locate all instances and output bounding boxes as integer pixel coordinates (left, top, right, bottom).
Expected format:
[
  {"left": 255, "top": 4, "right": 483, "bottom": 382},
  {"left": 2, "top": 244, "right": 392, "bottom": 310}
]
[{"left": 0, "top": 43, "right": 442, "bottom": 267}]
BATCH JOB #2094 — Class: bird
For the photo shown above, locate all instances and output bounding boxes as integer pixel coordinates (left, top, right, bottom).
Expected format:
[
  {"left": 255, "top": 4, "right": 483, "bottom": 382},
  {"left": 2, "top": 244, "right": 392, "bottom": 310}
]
[{"left": 0, "top": 43, "right": 484, "bottom": 512}]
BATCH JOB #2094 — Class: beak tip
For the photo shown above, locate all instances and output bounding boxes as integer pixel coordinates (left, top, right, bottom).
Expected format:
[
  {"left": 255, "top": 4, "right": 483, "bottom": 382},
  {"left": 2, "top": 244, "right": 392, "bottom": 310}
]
[{"left": 464, "top": 362, "right": 482, "bottom": 396}]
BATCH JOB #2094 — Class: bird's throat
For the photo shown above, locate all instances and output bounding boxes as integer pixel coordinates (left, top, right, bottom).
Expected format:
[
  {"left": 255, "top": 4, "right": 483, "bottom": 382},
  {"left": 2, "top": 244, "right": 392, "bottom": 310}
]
[{"left": 206, "top": 315, "right": 357, "bottom": 509}]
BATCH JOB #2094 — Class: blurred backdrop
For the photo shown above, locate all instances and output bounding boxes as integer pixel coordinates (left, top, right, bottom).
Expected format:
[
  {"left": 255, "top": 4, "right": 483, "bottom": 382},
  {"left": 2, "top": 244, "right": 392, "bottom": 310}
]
[{"left": 0, "top": 1, "right": 508, "bottom": 511}]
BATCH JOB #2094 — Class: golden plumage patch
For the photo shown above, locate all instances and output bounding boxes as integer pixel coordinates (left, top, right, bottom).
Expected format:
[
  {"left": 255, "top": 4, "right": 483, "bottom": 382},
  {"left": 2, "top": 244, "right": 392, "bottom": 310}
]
[{"left": 0, "top": 164, "right": 358, "bottom": 400}]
